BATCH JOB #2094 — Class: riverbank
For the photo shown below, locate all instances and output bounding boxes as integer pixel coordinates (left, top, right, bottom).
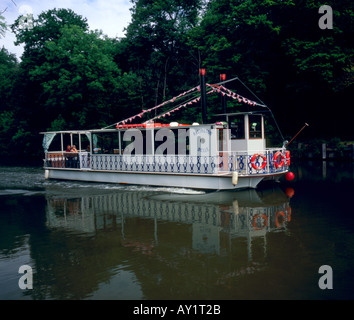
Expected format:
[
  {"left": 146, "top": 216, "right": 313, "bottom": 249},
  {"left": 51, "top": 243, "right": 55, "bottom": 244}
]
[{"left": 288, "top": 138, "right": 354, "bottom": 161}]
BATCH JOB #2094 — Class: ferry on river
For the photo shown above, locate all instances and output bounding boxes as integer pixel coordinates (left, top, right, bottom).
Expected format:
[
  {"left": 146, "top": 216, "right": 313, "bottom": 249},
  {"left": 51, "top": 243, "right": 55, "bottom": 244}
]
[{"left": 41, "top": 70, "right": 291, "bottom": 190}]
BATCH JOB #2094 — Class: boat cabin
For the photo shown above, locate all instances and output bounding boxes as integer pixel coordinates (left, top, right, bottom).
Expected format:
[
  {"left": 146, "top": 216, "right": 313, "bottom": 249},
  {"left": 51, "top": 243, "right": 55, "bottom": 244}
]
[
  {"left": 218, "top": 111, "right": 266, "bottom": 153},
  {"left": 43, "top": 112, "right": 265, "bottom": 155}
]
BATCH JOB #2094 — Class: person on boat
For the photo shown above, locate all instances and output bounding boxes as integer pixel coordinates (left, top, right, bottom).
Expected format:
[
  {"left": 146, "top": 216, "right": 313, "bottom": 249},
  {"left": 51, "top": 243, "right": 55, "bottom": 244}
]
[
  {"left": 70, "top": 145, "right": 79, "bottom": 168},
  {"left": 65, "top": 145, "right": 72, "bottom": 168},
  {"left": 93, "top": 144, "right": 101, "bottom": 154}
]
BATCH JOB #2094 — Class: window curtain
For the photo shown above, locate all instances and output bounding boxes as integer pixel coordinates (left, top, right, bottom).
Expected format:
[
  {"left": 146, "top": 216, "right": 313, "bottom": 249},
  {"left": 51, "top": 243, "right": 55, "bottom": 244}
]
[{"left": 42, "top": 133, "right": 57, "bottom": 152}]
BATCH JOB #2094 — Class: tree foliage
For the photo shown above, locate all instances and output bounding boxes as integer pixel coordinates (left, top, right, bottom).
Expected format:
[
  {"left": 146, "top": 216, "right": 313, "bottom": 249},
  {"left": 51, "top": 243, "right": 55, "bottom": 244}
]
[
  {"left": 188, "top": 0, "right": 353, "bottom": 136},
  {"left": 0, "top": 13, "right": 7, "bottom": 38},
  {"left": 0, "top": 1, "right": 352, "bottom": 163},
  {"left": 28, "top": 25, "right": 126, "bottom": 129},
  {"left": 117, "top": 0, "right": 203, "bottom": 107}
]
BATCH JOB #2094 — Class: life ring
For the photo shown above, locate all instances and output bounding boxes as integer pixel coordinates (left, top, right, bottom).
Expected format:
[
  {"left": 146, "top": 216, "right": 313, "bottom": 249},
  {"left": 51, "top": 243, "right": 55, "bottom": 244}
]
[
  {"left": 251, "top": 153, "right": 267, "bottom": 170},
  {"left": 273, "top": 152, "right": 285, "bottom": 168},
  {"left": 275, "top": 211, "right": 286, "bottom": 228},
  {"left": 285, "top": 151, "right": 291, "bottom": 166},
  {"left": 252, "top": 214, "right": 268, "bottom": 230},
  {"left": 286, "top": 206, "right": 292, "bottom": 222}
]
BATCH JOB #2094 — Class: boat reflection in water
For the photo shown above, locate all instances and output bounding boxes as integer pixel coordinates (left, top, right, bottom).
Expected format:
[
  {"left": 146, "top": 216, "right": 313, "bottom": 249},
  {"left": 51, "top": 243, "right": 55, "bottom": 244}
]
[
  {"left": 47, "top": 186, "right": 291, "bottom": 253},
  {"left": 44, "top": 185, "right": 292, "bottom": 299}
]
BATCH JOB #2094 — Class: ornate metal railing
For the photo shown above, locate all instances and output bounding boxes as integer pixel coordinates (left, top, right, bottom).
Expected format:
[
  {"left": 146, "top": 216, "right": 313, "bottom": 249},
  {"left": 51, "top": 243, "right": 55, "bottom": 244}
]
[
  {"left": 44, "top": 152, "right": 90, "bottom": 169},
  {"left": 44, "top": 148, "right": 289, "bottom": 176},
  {"left": 230, "top": 148, "right": 290, "bottom": 175}
]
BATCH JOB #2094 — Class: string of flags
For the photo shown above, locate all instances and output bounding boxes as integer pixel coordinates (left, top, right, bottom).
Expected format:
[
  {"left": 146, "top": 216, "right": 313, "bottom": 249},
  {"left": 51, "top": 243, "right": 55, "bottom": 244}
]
[
  {"left": 116, "top": 86, "right": 200, "bottom": 126},
  {"left": 115, "top": 83, "right": 262, "bottom": 126},
  {"left": 145, "top": 96, "right": 202, "bottom": 123},
  {"left": 207, "top": 84, "right": 258, "bottom": 106}
]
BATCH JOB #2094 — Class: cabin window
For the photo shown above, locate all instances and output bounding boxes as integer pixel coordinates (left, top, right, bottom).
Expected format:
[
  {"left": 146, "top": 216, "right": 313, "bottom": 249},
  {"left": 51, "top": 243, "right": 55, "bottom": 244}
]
[
  {"left": 93, "top": 132, "right": 119, "bottom": 154},
  {"left": 80, "top": 134, "right": 91, "bottom": 152},
  {"left": 248, "top": 115, "right": 263, "bottom": 139},
  {"left": 229, "top": 115, "right": 245, "bottom": 139},
  {"left": 46, "top": 134, "right": 62, "bottom": 152}
]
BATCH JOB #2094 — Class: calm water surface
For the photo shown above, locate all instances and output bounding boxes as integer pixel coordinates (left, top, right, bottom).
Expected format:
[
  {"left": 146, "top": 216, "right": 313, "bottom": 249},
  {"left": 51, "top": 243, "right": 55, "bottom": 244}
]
[{"left": 0, "top": 161, "right": 353, "bottom": 300}]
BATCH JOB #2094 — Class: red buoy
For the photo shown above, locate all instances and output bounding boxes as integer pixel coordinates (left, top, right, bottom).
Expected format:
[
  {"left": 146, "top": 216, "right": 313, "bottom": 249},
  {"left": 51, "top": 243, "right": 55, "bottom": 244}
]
[
  {"left": 285, "top": 187, "right": 295, "bottom": 198},
  {"left": 285, "top": 172, "right": 295, "bottom": 181}
]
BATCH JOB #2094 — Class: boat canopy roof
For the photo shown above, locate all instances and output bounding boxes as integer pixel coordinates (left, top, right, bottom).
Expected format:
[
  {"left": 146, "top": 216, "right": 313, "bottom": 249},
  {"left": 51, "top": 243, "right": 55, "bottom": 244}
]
[
  {"left": 40, "top": 130, "right": 92, "bottom": 135},
  {"left": 39, "top": 122, "right": 219, "bottom": 135},
  {"left": 214, "top": 110, "right": 269, "bottom": 117}
]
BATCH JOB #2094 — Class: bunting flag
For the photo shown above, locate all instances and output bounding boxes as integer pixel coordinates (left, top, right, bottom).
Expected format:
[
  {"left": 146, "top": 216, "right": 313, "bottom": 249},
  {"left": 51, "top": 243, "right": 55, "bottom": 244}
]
[
  {"left": 146, "top": 96, "right": 201, "bottom": 123},
  {"left": 116, "top": 85, "right": 200, "bottom": 126},
  {"left": 207, "top": 84, "right": 258, "bottom": 106},
  {"left": 115, "top": 82, "right": 262, "bottom": 128}
]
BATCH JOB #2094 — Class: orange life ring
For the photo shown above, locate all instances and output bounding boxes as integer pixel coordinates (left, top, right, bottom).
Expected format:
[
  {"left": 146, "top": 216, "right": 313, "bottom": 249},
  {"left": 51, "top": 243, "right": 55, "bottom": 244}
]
[
  {"left": 252, "top": 214, "right": 268, "bottom": 230},
  {"left": 251, "top": 153, "right": 267, "bottom": 170},
  {"left": 286, "top": 206, "right": 292, "bottom": 222},
  {"left": 273, "top": 152, "right": 285, "bottom": 168},
  {"left": 275, "top": 211, "right": 286, "bottom": 228},
  {"left": 285, "top": 151, "right": 291, "bottom": 166}
]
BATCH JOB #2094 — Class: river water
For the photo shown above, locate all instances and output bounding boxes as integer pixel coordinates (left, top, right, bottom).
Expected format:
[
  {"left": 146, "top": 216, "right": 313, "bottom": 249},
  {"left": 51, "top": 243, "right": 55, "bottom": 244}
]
[{"left": 0, "top": 161, "right": 353, "bottom": 300}]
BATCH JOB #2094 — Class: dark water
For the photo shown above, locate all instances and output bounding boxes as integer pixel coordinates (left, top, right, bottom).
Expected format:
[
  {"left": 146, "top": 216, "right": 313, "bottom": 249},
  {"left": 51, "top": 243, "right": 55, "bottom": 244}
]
[{"left": 0, "top": 161, "right": 353, "bottom": 300}]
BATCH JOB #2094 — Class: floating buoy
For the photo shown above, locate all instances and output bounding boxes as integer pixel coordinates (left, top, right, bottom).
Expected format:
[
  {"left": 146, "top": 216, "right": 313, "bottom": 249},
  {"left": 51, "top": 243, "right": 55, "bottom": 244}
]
[{"left": 285, "top": 172, "right": 295, "bottom": 181}]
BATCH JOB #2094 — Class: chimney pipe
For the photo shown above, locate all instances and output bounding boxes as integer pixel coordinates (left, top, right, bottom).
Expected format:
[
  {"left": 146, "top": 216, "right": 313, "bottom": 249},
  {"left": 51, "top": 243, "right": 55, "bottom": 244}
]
[
  {"left": 199, "top": 68, "right": 207, "bottom": 124},
  {"left": 220, "top": 73, "right": 227, "bottom": 114}
]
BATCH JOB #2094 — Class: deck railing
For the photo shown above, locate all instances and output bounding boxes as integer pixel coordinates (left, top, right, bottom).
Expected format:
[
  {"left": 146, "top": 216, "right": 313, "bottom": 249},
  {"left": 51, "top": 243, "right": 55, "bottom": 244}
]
[
  {"left": 44, "top": 148, "right": 289, "bottom": 176},
  {"left": 44, "top": 152, "right": 90, "bottom": 169}
]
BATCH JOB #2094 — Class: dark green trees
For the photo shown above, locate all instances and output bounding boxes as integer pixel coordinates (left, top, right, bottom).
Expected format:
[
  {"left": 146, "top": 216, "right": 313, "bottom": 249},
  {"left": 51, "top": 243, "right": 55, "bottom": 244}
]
[
  {"left": 117, "top": 0, "right": 203, "bottom": 109},
  {"left": 0, "top": 1, "right": 352, "bottom": 163},
  {"left": 188, "top": 0, "right": 353, "bottom": 138}
]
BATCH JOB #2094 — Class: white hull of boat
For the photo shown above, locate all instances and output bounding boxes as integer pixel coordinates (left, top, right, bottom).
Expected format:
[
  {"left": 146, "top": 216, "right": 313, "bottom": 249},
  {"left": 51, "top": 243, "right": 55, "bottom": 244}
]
[{"left": 44, "top": 168, "right": 273, "bottom": 190}]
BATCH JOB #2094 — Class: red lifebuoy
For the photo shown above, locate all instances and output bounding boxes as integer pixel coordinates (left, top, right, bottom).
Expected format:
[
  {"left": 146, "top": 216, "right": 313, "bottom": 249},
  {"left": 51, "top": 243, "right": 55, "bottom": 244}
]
[
  {"left": 251, "top": 153, "right": 267, "bottom": 170},
  {"left": 252, "top": 214, "right": 268, "bottom": 230},
  {"left": 285, "top": 151, "right": 291, "bottom": 166},
  {"left": 273, "top": 152, "right": 285, "bottom": 168},
  {"left": 286, "top": 206, "right": 292, "bottom": 222}
]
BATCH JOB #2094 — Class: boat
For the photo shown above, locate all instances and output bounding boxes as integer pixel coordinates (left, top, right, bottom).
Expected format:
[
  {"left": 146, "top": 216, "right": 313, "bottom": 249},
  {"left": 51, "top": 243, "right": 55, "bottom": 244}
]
[{"left": 41, "top": 69, "right": 290, "bottom": 190}]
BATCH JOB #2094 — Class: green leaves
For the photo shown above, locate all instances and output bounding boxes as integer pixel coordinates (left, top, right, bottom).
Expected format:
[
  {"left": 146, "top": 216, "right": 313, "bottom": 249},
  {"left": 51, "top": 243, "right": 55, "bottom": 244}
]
[
  {"left": 0, "top": 1, "right": 352, "bottom": 162},
  {"left": 283, "top": 35, "right": 352, "bottom": 92},
  {"left": 118, "top": 0, "right": 203, "bottom": 112},
  {"left": 0, "top": 13, "right": 7, "bottom": 38},
  {"left": 19, "top": 18, "right": 126, "bottom": 129},
  {"left": 12, "top": 8, "right": 88, "bottom": 56}
]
